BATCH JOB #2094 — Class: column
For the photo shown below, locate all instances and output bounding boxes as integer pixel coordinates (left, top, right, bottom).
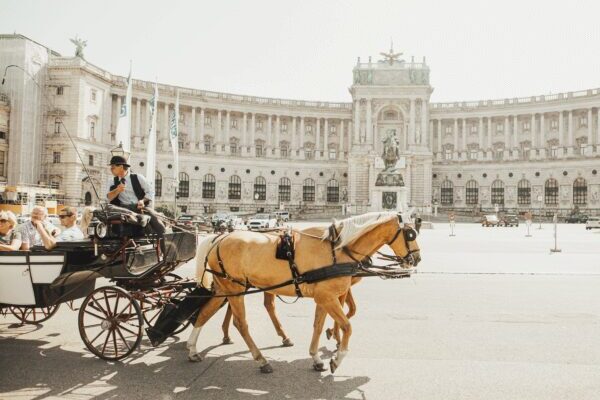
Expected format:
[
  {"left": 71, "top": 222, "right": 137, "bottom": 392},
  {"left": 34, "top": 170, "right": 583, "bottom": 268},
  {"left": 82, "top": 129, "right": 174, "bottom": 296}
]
[
  {"left": 267, "top": 115, "right": 273, "bottom": 150},
  {"left": 242, "top": 113, "right": 248, "bottom": 154},
  {"left": 163, "top": 103, "right": 169, "bottom": 146},
  {"left": 251, "top": 113, "right": 256, "bottom": 156},
  {"left": 429, "top": 120, "right": 434, "bottom": 150},
  {"left": 540, "top": 113, "right": 545, "bottom": 148},
  {"left": 199, "top": 108, "right": 205, "bottom": 153},
  {"left": 353, "top": 100, "right": 360, "bottom": 143},
  {"left": 487, "top": 117, "right": 492, "bottom": 149},
  {"left": 597, "top": 108, "right": 600, "bottom": 145},
  {"left": 145, "top": 99, "right": 151, "bottom": 141},
  {"left": 224, "top": 111, "right": 230, "bottom": 148},
  {"left": 558, "top": 111, "right": 564, "bottom": 146},
  {"left": 478, "top": 117, "right": 483, "bottom": 147},
  {"left": 315, "top": 118, "right": 321, "bottom": 156},
  {"left": 568, "top": 110, "right": 573, "bottom": 147},
  {"left": 587, "top": 108, "right": 593, "bottom": 146},
  {"left": 291, "top": 116, "right": 296, "bottom": 156},
  {"left": 437, "top": 119, "right": 442, "bottom": 153},
  {"left": 190, "top": 107, "right": 196, "bottom": 146},
  {"left": 461, "top": 118, "right": 467, "bottom": 151},
  {"left": 421, "top": 100, "right": 428, "bottom": 146},
  {"left": 339, "top": 119, "right": 345, "bottom": 159},
  {"left": 453, "top": 119, "right": 458, "bottom": 151},
  {"left": 530, "top": 114, "right": 535, "bottom": 148},
  {"left": 324, "top": 118, "right": 329, "bottom": 156},
  {"left": 135, "top": 98, "right": 141, "bottom": 138},
  {"left": 348, "top": 121, "right": 354, "bottom": 150},
  {"left": 217, "top": 110, "right": 222, "bottom": 145},
  {"left": 299, "top": 117, "right": 305, "bottom": 149},
  {"left": 409, "top": 99, "right": 416, "bottom": 145},
  {"left": 513, "top": 115, "right": 518, "bottom": 149},
  {"left": 366, "top": 99, "right": 372, "bottom": 144},
  {"left": 504, "top": 116, "right": 509, "bottom": 149},
  {"left": 275, "top": 116, "right": 281, "bottom": 152}
]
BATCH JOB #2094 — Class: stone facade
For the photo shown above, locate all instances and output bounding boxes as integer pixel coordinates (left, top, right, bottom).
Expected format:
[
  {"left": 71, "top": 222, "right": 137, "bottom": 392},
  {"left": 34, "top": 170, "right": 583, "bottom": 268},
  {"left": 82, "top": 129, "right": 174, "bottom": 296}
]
[{"left": 1, "top": 34, "right": 599, "bottom": 215}]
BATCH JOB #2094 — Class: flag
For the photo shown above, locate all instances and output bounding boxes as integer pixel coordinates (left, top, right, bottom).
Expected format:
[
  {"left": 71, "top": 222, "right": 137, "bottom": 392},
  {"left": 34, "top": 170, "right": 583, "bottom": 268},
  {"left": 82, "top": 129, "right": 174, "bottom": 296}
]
[
  {"left": 145, "top": 80, "right": 158, "bottom": 189},
  {"left": 169, "top": 90, "right": 180, "bottom": 186},
  {"left": 115, "top": 62, "right": 132, "bottom": 153}
]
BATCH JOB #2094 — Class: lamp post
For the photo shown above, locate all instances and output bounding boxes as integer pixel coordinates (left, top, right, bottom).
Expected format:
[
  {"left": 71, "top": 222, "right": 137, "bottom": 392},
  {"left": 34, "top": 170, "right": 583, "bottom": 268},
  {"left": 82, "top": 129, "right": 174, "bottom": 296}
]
[{"left": 110, "top": 142, "right": 130, "bottom": 161}]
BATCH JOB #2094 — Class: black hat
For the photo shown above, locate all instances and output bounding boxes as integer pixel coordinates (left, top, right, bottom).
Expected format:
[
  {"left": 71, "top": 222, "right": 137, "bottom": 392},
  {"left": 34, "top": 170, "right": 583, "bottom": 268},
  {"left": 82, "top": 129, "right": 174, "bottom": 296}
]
[{"left": 108, "top": 155, "right": 130, "bottom": 167}]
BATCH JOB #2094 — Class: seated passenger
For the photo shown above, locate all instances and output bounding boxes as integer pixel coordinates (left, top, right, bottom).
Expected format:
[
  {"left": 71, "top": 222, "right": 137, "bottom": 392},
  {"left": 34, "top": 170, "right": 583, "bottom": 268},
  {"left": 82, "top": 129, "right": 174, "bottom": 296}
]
[
  {"left": 37, "top": 207, "right": 85, "bottom": 250},
  {"left": 19, "top": 205, "right": 59, "bottom": 250},
  {"left": 0, "top": 211, "right": 22, "bottom": 251}
]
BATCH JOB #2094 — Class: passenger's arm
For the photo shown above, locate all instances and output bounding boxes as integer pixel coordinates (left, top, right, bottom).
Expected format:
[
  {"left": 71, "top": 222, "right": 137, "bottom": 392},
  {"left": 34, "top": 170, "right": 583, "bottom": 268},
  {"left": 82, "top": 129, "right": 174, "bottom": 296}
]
[
  {"left": 36, "top": 222, "right": 57, "bottom": 250},
  {"left": 0, "top": 241, "right": 21, "bottom": 251}
]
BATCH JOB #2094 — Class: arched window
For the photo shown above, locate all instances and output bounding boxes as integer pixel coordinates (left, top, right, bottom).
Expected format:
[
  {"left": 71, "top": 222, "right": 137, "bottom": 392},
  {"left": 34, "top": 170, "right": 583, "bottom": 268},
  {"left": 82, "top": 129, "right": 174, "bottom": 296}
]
[
  {"left": 229, "top": 175, "right": 241, "bottom": 199},
  {"left": 84, "top": 192, "right": 92, "bottom": 206},
  {"left": 573, "top": 177, "right": 587, "bottom": 205},
  {"left": 465, "top": 180, "right": 479, "bottom": 205},
  {"left": 545, "top": 178, "right": 558, "bottom": 205},
  {"left": 491, "top": 179, "right": 504, "bottom": 205},
  {"left": 441, "top": 180, "right": 453, "bottom": 205},
  {"left": 327, "top": 179, "right": 339, "bottom": 203},
  {"left": 254, "top": 176, "right": 266, "bottom": 201},
  {"left": 178, "top": 172, "right": 189, "bottom": 198},
  {"left": 279, "top": 177, "right": 291, "bottom": 202},
  {"left": 517, "top": 179, "right": 531, "bottom": 205},
  {"left": 303, "top": 178, "right": 315, "bottom": 202},
  {"left": 155, "top": 171, "right": 162, "bottom": 197},
  {"left": 202, "top": 174, "right": 215, "bottom": 199}
]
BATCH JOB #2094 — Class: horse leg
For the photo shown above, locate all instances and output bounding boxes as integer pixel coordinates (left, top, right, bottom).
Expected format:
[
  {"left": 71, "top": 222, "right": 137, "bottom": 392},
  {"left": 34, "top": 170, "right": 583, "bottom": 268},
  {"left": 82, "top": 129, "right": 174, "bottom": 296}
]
[
  {"left": 263, "top": 292, "right": 293, "bottom": 347},
  {"left": 227, "top": 296, "right": 273, "bottom": 373},
  {"left": 186, "top": 296, "right": 227, "bottom": 362},
  {"left": 326, "top": 293, "right": 346, "bottom": 345},
  {"left": 308, "top": 304, "right": 328, "bottom": 371},
  {"left": 221, "top": 305, "right": 234, "bottom": 344},
  {"left": 320, "top": 297, "right": 353, "bottom": 373}
]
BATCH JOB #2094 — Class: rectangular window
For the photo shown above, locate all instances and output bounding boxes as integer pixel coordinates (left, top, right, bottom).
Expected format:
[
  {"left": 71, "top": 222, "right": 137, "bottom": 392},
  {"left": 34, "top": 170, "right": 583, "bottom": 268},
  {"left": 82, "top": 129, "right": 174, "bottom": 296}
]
[
  {"left": 470, "top": 125, "right": 477, "bottom": 133},
  {"left": 54, "top": 119, "right": 61, "bottom": 134},
  {"left": 53, "top": 152, "right": 61, "bottom": 164},
  {"left": 518, "top": 186, "right": 531, "bottom": 205},
  {"left": 281, "top": 122, "right": 288, "bottom": 132},
  {"left": 580, "top": 116, "right": 588, "bottom": 127},
  {"left": 228, "top": 182, "right": 241, "bottom": 200},
  {"left": 305, "top": 150, "right": 314, "bottom": 160},
  {"left": 303, "top": 185, "right": 315, "bottom": 202},
  {"left": 469, "top": 150, "right": 478, "bottom": 160},
  {"left": 279, "top": 183, "right": 291, "bottom": 202},
  {"left": 231, "top": 119, "right": 238, "bottom": 129},
  {"left": 90, "top": 89, "right": 97, "bottom": 103},
  {"left": 441, "top": 187, "right": 453, "bottom": 205},
  {"left": 280, "top": 147, "right": 288, "bottom": 158},
  {"left": 523, "top": 121, "right": 530, "bottom": 131},
  {"left": 306, "top": 125, "right": 313, "bottom": 133},
  {"left": 179, "top": 141, "right": 184, "bottom": 150},
  {"left": 204, "top": 115, "right": 211, "bottom": 126},
  {"left": 494, "top": 149, "right": 504, "bottom": 160},
  {"left": 0, "top": 151, "right": 4, "bottom": 176},
  {"left": 204, "top": 141, "right": 212, "bottom": 153},
  {"left": 255, "top": 144, "right": 263, "bottom": 157},
  {"left": 444, "top": 149, "right": 453, "bottom": 160},
  {"left": 57, "top": 86, "right": 64, "bottom": 95},
  {"left": 256, "top": 121, "right": 263, "bottom": 131},
  {"left": 330, "top": 125, "right": 337, "bottom": 134},
  {"left": 327, "top": 186, "right": 339, "bottom": 203},
  {"left": 90, "top": 121, "right": 95, "bottom": 138},
  {"left": 549, "top": 146, "right": 558, "bottom": 158},
  {"left": 550, "top": 119, "right": 558, "bottom": 129},
  {"left": 496, "top": 123, "right": 503, "bottom": 132},
  {"left": 202, "top": 181, "right": 215, "bottom": 199},
  {"left": 254, "top": 183, "right": 266, "bottom": 201},
  {"left": 522, "top": 148, "right": 530, "bottom": 160},
  {"left": 230, "top": 144, "right": 237, "bottom": 155},
  {"left": 329, "top": 149, "right": 336, "bottom": 160},
  {"left": 580, "top": 143, "right": 587, "bottom": 155},
  {"left": 88, "top": 155, "right": 93, "bottom": 166},
  {"left": 445, "top": 125, "right": 452, "bottom": 134}
]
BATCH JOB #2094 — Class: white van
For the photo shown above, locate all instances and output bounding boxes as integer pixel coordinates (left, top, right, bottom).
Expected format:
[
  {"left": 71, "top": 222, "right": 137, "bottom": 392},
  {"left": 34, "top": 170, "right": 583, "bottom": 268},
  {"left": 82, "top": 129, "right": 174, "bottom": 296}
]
[{"left": 585, "top": 217, "right": 600, "bottom": 230}]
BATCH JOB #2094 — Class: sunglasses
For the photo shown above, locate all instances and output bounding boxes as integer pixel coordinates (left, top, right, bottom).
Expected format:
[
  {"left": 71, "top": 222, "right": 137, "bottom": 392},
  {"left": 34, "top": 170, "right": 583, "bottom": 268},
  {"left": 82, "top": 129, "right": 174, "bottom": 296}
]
[
  {"left": 0, "top": 219, "right": 8, "bottom": 223},
  {"left": 59, "top": 214, "right": 73, "bottom": 219}
]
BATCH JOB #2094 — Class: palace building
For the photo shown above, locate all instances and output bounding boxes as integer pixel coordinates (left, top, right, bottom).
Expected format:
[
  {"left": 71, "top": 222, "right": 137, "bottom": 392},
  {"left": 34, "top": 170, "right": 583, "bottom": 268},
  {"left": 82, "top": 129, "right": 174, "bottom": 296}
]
[{"left": 1, "top": 34, "right": 599, "bottom": 216}]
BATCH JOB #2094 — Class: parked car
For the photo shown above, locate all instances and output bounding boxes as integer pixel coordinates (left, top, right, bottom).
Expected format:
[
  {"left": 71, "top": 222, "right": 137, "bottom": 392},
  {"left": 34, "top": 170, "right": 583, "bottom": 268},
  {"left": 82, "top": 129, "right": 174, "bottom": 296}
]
[
  {"left": 499, "top": 214, "right": 519, "bottom": 227},
  {"left": 176, "top": 214, "right": 213, "bottom": 232},
  {"left": 247, "top": 213, "right": 278, "bottom": 230},
  {"left": 274, "top": 210, "right": 290, "bottom": 222},
  {"left": 565, "top": 213, "right": 588, "bottom": 223},
  {"left": 481, "top": 214, "right": 499, "bottom": 227},
  {"left": 585, "top": 217, "right": 600, "bottom": 230}
]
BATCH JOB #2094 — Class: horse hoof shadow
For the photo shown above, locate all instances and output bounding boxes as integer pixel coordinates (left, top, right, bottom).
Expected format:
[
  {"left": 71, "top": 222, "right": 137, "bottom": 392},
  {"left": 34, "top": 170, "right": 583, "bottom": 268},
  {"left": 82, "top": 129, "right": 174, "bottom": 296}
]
[
  {"left": 260, "top": 363, "right": 273, "bottom": 373},
  {"left": 313, "top": 362, "right": 326, "bottom": 372}
]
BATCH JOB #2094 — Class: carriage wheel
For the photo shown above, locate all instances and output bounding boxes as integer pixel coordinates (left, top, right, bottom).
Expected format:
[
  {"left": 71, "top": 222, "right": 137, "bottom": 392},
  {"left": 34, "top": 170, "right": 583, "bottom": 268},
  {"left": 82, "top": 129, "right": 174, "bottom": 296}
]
[
  {"left": 78, "top": 286, "right": 143, "bottom": 361},
  {"left": 140, "top": 273, "right": 191, "bottom": 336},
  {"left": 10, "top": 305, "right": 60, "bottom": 324}
]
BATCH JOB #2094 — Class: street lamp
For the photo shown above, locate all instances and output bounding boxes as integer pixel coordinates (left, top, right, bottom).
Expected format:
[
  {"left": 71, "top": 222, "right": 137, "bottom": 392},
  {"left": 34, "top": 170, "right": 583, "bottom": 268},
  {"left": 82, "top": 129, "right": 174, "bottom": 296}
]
[{"left": 110, "top": 142, "right": 130, "bottom": 161}]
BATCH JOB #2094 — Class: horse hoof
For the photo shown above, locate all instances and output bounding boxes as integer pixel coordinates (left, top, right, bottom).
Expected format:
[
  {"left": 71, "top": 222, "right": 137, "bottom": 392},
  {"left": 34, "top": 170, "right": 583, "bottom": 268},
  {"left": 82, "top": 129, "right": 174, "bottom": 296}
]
[
  {"left": 260, "top": 363, "right": 273, "bottom": 374},
  {"left": 313, "top": 362, "right": 326, "bottom": 372},
  {"left": 325, "top": 328, "right": 332, "bottom": 340},
  {"left": 188, "top": 353, "right": 203, "bottom": 362},
  {"left": 330, "top": 359, "right": 338, "bottom": 374},
  {"left": 282, "top": 338, "right": 294, "bottom": 347},
  {"left": 222, "top": 337, "right": 233, "bottom": 345}
]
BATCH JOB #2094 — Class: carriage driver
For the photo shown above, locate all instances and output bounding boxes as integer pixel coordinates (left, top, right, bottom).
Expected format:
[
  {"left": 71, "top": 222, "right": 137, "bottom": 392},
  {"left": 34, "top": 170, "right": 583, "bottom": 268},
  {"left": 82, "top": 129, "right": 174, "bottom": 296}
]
[{"left": 105, "top": 155, "right": 166, "bottom": 235}]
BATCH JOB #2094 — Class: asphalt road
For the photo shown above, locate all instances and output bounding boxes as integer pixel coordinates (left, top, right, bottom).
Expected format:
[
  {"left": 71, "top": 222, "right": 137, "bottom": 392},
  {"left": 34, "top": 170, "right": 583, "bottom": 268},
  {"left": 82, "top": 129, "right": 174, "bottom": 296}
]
[{"left": 1, "top": 222, "right": 599, "bottom": 399}]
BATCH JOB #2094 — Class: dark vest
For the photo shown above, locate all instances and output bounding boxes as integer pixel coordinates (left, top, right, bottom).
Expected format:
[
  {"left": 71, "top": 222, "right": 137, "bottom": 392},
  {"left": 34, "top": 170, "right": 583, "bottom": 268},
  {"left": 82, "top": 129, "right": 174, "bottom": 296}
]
[{"left": 110, "top": 174, "right": 146, "bottom": 206}]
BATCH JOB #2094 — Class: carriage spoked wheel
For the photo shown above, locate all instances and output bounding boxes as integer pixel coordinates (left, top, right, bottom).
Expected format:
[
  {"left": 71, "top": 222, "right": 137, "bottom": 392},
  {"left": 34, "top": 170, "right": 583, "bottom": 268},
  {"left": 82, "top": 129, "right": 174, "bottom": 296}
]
[
  {"left": 78, "top": 286, "right": 143, "bottom": 361},
  {"left": 140, "top": 273, "right": 192, "bottom": 336},
  {"left": 10, "top": 304, "right": 60, "bottom": 324}
]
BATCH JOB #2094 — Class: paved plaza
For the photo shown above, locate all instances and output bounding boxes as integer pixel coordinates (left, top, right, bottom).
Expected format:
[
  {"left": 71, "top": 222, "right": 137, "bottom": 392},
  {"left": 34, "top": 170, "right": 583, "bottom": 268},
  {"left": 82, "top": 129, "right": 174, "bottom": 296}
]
[{"left": 1, "top": 222, "right": 600, "bottom": 399}]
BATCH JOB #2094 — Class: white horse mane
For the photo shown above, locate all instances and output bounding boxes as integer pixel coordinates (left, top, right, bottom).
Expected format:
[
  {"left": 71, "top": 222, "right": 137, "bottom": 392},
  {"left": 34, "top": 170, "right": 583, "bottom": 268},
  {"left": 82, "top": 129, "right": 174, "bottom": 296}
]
[{"left": 322, "top": 211, "right": 406, "bottom": 249}]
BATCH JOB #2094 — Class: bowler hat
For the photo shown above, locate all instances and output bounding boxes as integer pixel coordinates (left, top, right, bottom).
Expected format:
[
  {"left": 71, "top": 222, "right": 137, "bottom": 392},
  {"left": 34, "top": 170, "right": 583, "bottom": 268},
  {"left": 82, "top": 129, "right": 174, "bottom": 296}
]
[{"left": 108, "top": 155, "right": 130, "bottom": 167}]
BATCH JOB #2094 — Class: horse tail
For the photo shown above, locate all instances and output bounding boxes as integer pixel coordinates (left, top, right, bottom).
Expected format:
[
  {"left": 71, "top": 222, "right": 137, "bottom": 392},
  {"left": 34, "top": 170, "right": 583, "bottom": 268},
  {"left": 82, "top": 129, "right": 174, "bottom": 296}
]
[{"left": 196, "top": 234, "right": 217, "bottom": 288}]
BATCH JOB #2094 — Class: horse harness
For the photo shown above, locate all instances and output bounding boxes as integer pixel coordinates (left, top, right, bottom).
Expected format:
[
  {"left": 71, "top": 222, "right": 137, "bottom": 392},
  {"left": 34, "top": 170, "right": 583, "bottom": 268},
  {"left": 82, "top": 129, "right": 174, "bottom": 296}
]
[{"left": 201, "top": 213, "right": 418, "bottom": 298}]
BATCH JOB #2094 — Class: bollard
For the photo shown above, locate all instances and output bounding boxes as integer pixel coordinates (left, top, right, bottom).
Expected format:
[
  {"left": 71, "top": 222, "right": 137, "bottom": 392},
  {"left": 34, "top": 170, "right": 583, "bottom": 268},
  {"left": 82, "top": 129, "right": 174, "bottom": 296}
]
[
  {"left": 525, "top": 219, "right": 532, "bottom": 237},
  {"left": 449, "top": 212, "right": 456, "bottom": 237},
  {"left": 550, "top": 213, "right": 561, "bottom": 253}
]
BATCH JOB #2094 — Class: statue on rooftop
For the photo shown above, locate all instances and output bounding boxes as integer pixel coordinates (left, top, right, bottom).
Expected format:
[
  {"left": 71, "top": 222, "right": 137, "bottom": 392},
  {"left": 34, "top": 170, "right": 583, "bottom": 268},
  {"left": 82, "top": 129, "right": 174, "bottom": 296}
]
[{"left": 70, "top": 36, "right": 87, "bottom": 59}]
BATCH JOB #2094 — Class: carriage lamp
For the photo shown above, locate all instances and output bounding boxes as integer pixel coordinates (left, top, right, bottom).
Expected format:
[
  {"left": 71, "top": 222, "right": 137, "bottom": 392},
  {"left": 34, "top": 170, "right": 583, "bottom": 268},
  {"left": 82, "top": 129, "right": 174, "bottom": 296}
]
[{"left": 110, "top": 142, "right": 130, "bottom": 161}]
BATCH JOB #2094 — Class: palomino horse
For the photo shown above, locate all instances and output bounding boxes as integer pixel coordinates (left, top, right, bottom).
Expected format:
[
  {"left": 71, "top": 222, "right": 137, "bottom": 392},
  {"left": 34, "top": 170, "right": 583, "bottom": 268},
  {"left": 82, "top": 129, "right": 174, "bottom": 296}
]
[{"left": 187, "top": 212, "right": 421, "bottom": 373}]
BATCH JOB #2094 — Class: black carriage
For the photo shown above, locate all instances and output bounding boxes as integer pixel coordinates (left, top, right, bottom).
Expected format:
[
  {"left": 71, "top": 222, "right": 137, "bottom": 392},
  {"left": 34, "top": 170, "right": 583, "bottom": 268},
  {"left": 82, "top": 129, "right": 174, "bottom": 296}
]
[{"left": 0, "top": 211, "right": 197, "bottom": 361}]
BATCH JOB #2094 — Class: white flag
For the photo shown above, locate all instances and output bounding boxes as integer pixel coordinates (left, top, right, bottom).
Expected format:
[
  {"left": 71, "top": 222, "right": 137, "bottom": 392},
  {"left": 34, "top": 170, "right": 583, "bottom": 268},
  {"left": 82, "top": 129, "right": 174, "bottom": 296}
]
[
  {"left": 115, "top": 62, "right": 132, "bottom": 153},
  {"left": 169, "top": 90, "right": 180, "bottom": 185},
  {"left": 145, "top": 80, "right": 158, "bottom": 189}
]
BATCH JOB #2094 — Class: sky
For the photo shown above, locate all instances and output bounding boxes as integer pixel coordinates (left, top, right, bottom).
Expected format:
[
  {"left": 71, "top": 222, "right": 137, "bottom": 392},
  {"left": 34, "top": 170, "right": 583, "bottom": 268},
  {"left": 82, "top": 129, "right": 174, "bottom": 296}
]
[{"left": 1, "top": 0, "right": 600, "bottom": 103}]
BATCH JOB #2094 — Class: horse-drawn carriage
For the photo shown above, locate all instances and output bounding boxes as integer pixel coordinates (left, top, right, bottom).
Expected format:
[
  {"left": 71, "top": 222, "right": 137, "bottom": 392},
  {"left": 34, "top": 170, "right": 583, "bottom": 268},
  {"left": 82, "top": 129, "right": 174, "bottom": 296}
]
[{"left": 0, "top": 207, "right": 197, "bottom": 360}]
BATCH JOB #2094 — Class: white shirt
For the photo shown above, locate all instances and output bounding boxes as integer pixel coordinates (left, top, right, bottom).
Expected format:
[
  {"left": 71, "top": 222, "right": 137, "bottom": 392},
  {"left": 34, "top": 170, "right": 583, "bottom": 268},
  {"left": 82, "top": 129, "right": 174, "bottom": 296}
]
[
  {"left": 56, "top": 225, "right": 85, "bottom": 241},
  {"left": 105, "top": 170, "right": 154, "bottom": 205}
]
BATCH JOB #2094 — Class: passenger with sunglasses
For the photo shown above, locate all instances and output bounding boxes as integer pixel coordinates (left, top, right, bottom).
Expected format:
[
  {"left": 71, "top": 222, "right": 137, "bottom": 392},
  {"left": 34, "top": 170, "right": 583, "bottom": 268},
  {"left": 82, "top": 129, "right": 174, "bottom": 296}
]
[
  {"left": 37, "top": 206, "right": 84, "bottom": 250},
  {"left": 0, "top": 210, "right": 22, "bottom": 251}
]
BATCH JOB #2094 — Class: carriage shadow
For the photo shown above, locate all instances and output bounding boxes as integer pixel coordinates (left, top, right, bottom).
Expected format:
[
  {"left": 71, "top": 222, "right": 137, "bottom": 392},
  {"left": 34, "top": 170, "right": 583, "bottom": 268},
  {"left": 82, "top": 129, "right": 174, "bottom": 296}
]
[{"left": 0, "top": 333, "right": 370, "bottom": 400}]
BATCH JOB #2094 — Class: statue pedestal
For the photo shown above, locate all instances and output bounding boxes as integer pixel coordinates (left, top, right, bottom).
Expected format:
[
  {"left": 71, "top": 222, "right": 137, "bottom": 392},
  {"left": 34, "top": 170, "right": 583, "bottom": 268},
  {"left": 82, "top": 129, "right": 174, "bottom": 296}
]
[{"left": 370, "top": 186, "right": 407, "bottom": 212}]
